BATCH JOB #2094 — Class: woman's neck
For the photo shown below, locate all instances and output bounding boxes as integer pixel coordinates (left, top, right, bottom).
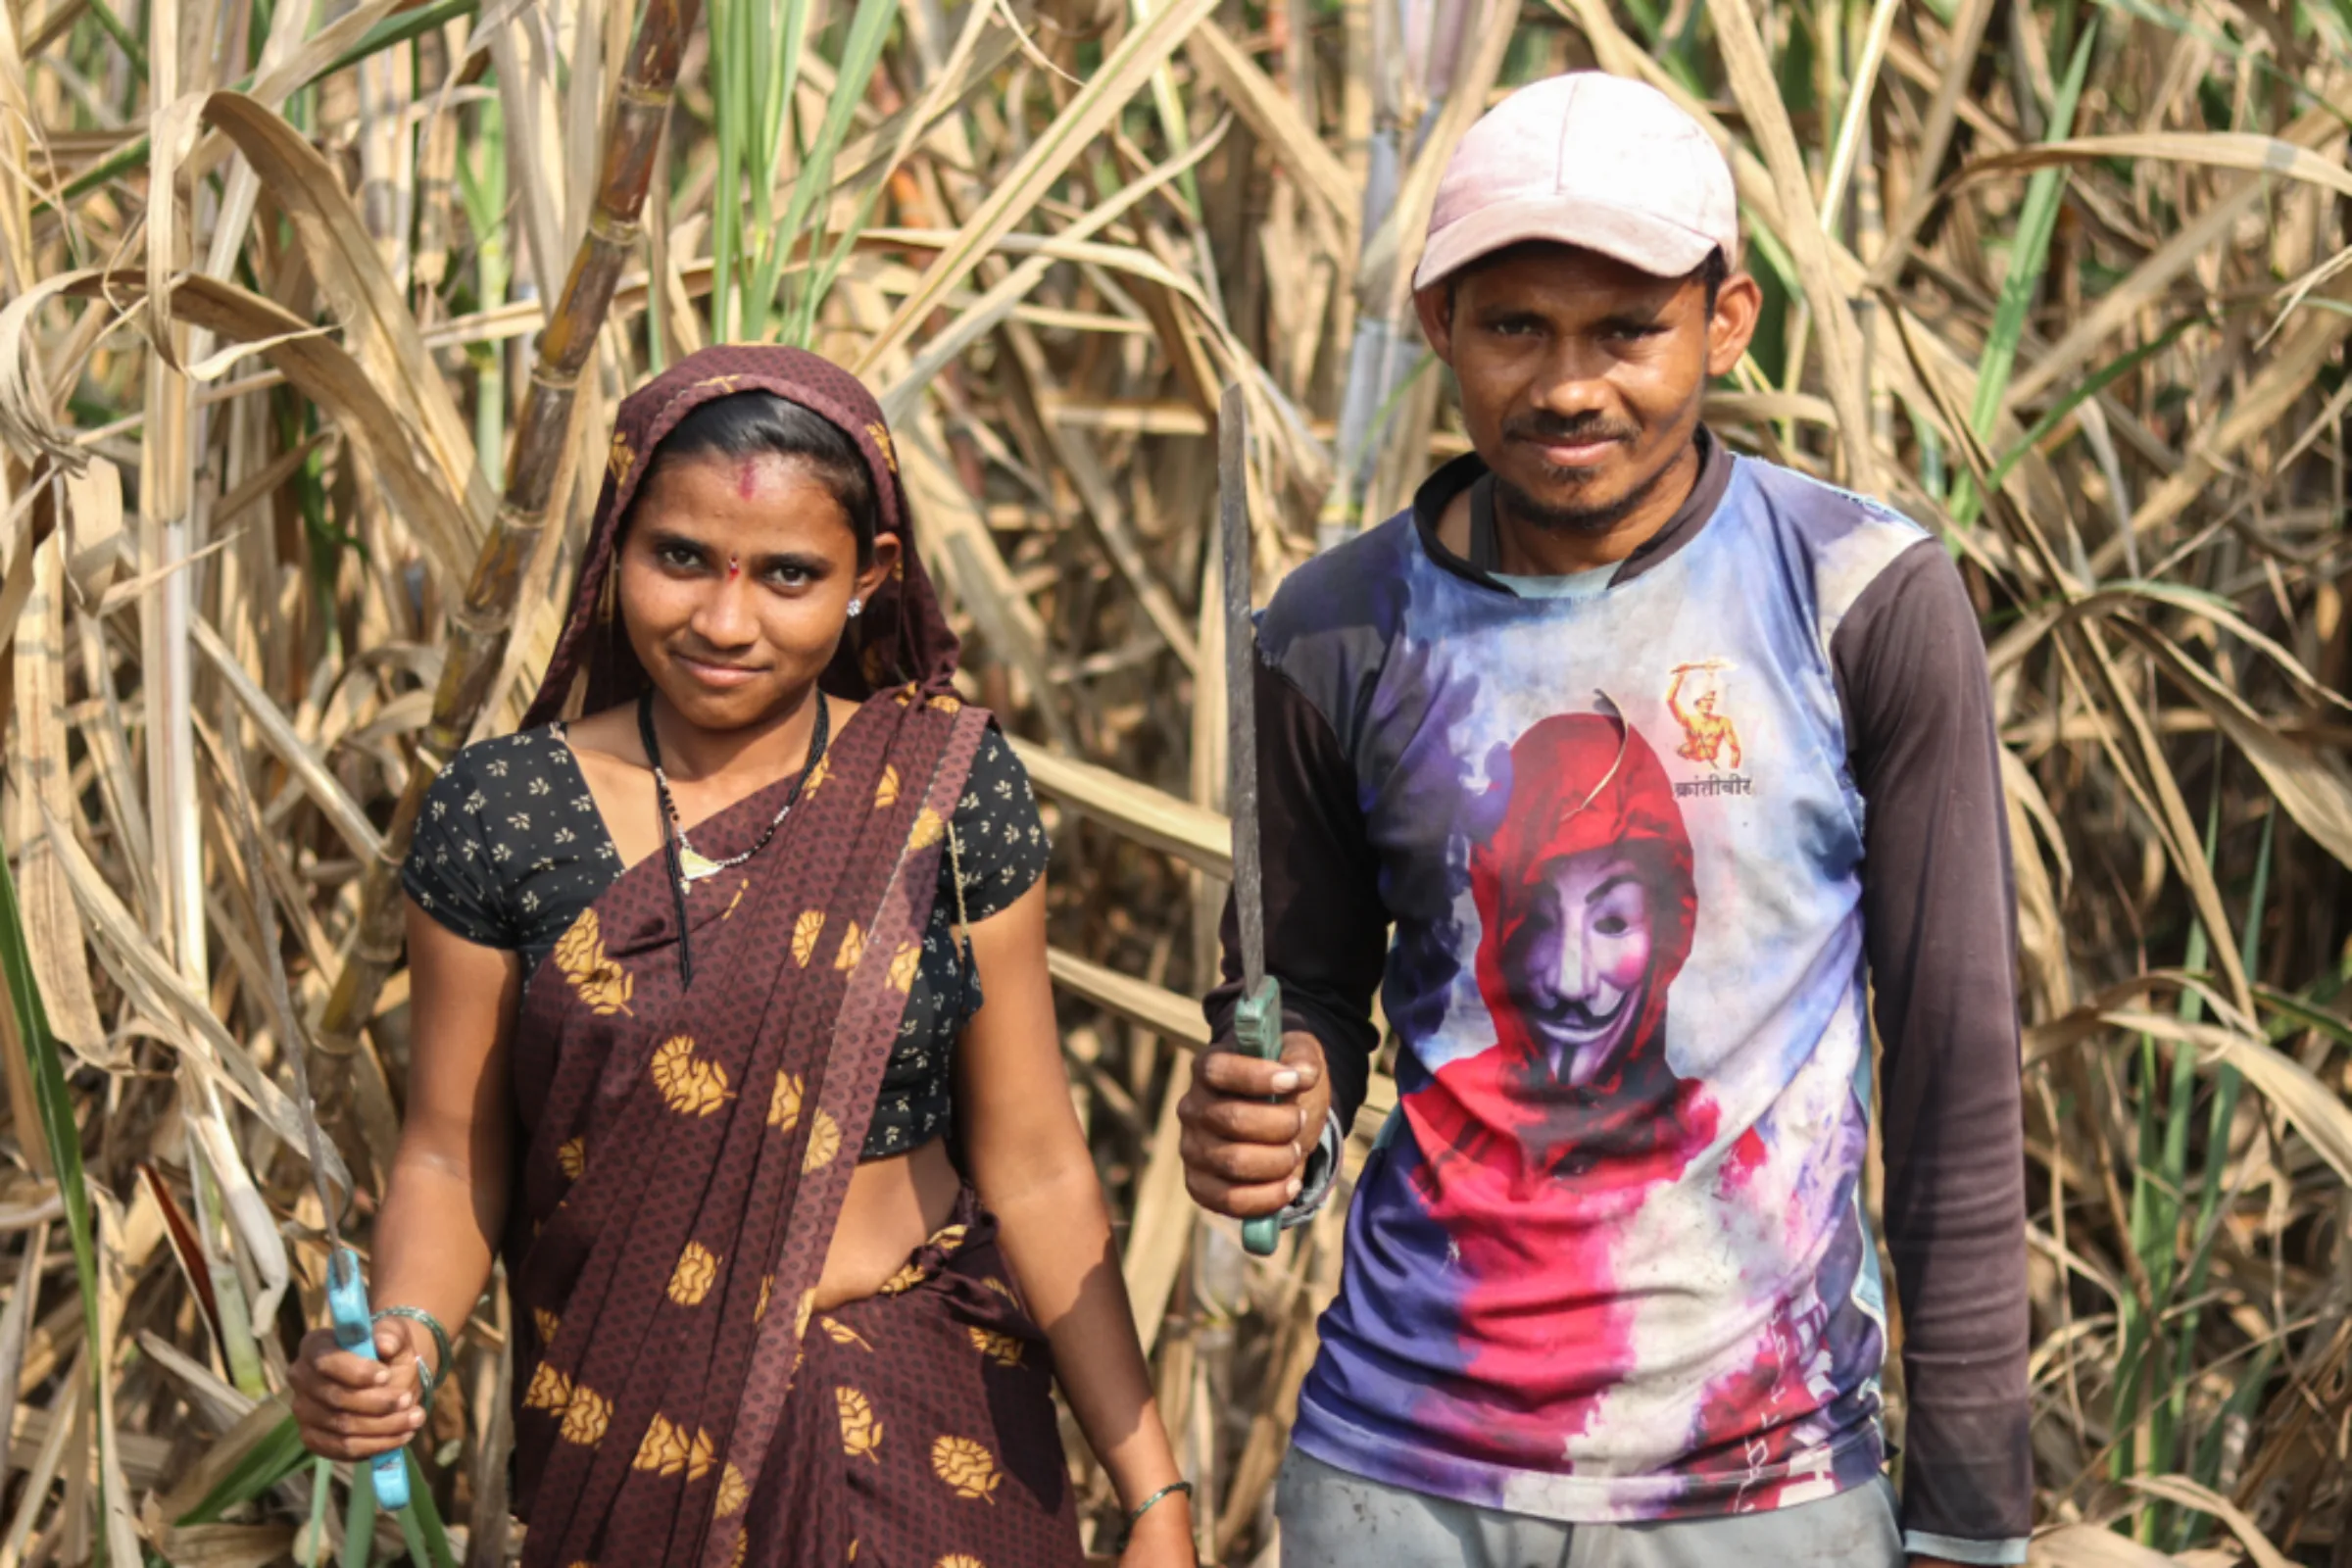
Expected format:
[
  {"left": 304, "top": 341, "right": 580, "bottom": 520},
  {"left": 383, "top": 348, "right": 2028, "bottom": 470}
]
[{"left": 645, "top": 683, "right": 826, "bottom": 790}]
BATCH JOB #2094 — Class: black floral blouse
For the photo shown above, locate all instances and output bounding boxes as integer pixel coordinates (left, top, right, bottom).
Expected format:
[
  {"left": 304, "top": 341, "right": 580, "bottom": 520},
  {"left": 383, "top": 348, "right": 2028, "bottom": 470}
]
[{"left": 400, "top": 722, "right": 1050, "bottom": 1160}]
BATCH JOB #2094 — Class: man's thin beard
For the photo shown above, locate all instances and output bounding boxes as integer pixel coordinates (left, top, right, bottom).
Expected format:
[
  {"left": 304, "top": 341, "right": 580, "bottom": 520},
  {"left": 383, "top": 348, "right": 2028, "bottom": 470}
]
[{"left": 1496, "top": 453, "right": 1671, "bottom": 536}]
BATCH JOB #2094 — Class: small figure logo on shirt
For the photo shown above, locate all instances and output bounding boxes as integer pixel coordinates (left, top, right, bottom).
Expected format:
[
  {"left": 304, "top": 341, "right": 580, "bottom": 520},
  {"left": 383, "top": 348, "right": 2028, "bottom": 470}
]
[{"left": 1667, "top": 662, "right": 1753, "bottom": 798}]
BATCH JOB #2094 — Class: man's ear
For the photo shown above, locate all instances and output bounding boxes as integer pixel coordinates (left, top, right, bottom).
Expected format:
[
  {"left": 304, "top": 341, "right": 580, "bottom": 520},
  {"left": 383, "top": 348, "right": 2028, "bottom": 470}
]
[
  {"left": 1704, "top": 270, "right": 1763, "bottom": 377},
  {"left": 1413, "top": 282, "right": 1458, "bottom": 365}
]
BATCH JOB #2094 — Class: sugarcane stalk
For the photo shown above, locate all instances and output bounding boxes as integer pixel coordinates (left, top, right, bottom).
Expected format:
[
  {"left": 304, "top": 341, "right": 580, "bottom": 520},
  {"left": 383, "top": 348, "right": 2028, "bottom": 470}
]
[{"left": 311, "top": 0, "right": 702, "bottom": 1170}]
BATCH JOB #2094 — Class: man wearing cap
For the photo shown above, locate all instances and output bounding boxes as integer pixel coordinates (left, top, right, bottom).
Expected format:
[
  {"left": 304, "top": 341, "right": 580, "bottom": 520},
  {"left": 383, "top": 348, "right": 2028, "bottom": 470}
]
[{"left": 1182, "top": 73, "right": 2030, "bottom": 1567}]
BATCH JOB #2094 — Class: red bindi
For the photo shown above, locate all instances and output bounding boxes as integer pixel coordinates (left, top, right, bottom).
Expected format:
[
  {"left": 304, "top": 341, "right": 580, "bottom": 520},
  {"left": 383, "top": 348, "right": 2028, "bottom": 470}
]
[{"left": 726, "top": 554, "right": 741, "bottom": 579}]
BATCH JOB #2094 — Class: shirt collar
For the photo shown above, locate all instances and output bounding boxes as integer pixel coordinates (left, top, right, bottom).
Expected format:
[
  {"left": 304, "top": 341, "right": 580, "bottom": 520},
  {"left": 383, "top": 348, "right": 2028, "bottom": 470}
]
[{"left": 1408, "top": 426, "right": 1731, "bottom": 594}]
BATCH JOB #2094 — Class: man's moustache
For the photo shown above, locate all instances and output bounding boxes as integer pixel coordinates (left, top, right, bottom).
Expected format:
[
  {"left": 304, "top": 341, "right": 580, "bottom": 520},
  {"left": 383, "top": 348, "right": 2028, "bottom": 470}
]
[{"left": 1505, "top": 416, "right": 1638, "bottom": 446}]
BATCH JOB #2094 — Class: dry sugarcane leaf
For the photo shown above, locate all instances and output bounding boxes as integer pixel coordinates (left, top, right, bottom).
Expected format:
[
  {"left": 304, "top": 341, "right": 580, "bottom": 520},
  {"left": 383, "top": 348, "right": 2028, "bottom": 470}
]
[
  {"left": 2003, "top": 85, "right": 2348, "bottom": 407},
  {"left": 875, "top": 118, "right": 1233, "bottom": 427},
  {"left": 0, "top": 0, "right": 38, "bottom": 298},
  {"left": 1125, "top": 1046, "right": 1199, "bottom": 1355},
  {"left": 2050, "top": 1008, "right": 2352, "bottom": 1187},
  {"left": 34, "top": 798, "right": 353, "bottom": 1191},
  {"left": 90, "top": 1184, "right": 142, "bottom": 1567},
  {"left": 12, "top": 535, "right": 115, "bottom": 1066},
  {"left": 1353, "top": 3, "right": 1515, "bottom": 318},
  {"left": 62, "top": 271, "right": 481, "bottom": 591},
  {"left": 200, "top": 93, "right": 492, "bottom": 550},
  {"left": 2117, "top": 265, "right": 2352, "bottom": 558},
  {"left": 148, "top": 1522, "right": 294, "bottom": 1568},
  {"left": 190, "top": 618, "right": 382, "bottom": 862},
  {"left": 1010, "top": 738, "right": 1229, "bottom": 877},
  {"left": 1952, "top": 132, "right": 2352, "bottom": 207},
  {"left": 136, "top": 1332, "right": 256, "bottom": 1430},
  {"left": 1704, "top": 0, "right": 1875, "bottom": 493},
  {"left": 60, "top": 456, "right": 123, "bottom": 601},
  {"left": 2027, "top": 1524, "right": 2186, "bottom": 1565},
  {"left": 1183, "top": 18, "right": 1356, "bottom": 248},
  {"left": 1045, "top": 948, "right": 1210, "bottom": 1049},
  {"left": 152, "top": 1395, "right": 296, "bottom": 1524},
  {"left": 0, "top": 270, "right": 114, "bottom": 467},
  {"left": 856, "top": 0, "right": 1220, "bottom": 374},
  {"left": 2115, "top": 622, "right": 2352, "bottom": 871},
  {"left": 2121, "top": 1476, "right": 2293, "bottom": 1568}
]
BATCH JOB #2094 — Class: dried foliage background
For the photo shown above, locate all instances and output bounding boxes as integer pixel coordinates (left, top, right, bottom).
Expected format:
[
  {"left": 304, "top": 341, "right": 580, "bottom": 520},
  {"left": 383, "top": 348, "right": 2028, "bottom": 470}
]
[{"left": 0, "top": 0, "right": 2347, "bottom": 1562}]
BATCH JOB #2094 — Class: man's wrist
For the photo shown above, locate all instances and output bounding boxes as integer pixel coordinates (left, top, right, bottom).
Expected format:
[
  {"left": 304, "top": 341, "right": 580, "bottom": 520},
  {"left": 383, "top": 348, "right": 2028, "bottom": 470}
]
[{"left": 1277, "top": 1109, "right": 1347, "bottom": 1228}]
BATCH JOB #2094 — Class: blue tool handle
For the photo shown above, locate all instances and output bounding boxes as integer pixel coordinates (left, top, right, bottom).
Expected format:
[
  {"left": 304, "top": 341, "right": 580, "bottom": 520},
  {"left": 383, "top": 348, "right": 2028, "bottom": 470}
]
[
  {"left": 1233, "top": 975, "right": 1285, "bottom": 1256},
  {"left": 326, "top": 1247, "right": 412, "bottom": 1510}
]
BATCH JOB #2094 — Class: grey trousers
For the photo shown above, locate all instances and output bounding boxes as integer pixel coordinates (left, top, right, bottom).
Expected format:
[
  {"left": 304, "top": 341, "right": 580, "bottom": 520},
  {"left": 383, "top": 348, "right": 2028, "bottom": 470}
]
[{"left": 1275, "top": 1449, "right": 1904, "bottom": 1568}]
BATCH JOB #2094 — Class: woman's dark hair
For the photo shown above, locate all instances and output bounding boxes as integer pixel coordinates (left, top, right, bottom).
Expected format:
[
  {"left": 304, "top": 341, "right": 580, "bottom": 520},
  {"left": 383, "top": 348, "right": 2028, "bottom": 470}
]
[{"left": 640, "top": 391, "right": 879, "bottom": 564}]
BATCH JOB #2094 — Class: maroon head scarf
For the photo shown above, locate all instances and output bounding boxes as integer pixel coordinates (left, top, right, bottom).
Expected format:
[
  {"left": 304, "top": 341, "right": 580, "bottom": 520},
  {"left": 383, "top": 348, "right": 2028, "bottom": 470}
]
[
  {"left": 523, "top": 342, "right": 959, "bottom": 726},
  {"left": 499, "top": 346, "right": 1000, "bottom": 1568}
]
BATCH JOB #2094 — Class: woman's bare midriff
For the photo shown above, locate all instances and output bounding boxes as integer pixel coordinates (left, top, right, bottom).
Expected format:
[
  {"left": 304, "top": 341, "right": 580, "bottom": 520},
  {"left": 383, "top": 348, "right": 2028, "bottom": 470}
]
[{"left": 812, "top": 1137, "right": 962, "bottom": 1310}]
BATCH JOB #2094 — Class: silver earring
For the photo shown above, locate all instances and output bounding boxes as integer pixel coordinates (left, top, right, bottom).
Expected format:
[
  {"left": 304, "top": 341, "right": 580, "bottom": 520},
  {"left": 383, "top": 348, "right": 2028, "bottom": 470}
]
[{"left": 846, "top": 597, "right": 863, "bottom": 618}]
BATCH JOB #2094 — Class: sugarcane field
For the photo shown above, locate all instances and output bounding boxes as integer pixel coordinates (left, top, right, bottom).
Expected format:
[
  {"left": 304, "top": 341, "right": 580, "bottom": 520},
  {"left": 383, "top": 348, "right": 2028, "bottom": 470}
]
[{"left": 1, "top": 0, "right": 2350, "bottom": 1562}]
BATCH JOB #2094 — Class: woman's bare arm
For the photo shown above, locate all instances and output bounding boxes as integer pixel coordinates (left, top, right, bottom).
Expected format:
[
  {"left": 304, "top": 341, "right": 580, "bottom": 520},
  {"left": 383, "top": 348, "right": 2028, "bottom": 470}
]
[
  {"left": 290, "top": 903, "right": 518, "bottom": 1458},
  {"left": 956, "top": 878, "right": 1192, "bottom": 1556}
]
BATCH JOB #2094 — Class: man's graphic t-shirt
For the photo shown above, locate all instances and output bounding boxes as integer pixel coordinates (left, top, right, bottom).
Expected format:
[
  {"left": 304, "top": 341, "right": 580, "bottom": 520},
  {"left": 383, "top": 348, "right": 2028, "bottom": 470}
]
[{"left": 1209, "top": 441, "right": 2031, "bottom": 1560}]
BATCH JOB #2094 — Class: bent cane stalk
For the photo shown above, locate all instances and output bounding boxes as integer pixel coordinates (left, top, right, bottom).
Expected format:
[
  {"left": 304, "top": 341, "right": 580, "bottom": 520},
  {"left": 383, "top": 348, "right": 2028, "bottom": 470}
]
[{"left": 312, "top": 0, "right": 704, "bottom": 1170}]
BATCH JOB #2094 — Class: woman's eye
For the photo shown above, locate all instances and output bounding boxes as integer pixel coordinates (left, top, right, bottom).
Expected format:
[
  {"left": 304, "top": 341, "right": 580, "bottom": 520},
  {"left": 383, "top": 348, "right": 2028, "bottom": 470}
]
[
  {"left": 656, "top": 544, "right": 701, "bottom": 569},
  {"left": 1593, "top": 915, "right": 1628, "bottom": 937},
  {"left": 765, "top": 564, "right": 813, "bottom": 588}
]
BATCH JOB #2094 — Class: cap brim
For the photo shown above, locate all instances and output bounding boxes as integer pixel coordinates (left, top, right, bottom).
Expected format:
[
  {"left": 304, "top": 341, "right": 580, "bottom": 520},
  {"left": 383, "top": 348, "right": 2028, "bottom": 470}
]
[{"left": 1412, "top": 196, "right": 1720, "bottom": 292}]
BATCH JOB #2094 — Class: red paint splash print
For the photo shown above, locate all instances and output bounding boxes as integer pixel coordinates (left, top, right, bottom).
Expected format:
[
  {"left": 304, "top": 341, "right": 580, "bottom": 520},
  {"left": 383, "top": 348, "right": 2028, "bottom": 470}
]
[{"left": 1405, "top": 709, "right": 1717, "bottom": 1462}]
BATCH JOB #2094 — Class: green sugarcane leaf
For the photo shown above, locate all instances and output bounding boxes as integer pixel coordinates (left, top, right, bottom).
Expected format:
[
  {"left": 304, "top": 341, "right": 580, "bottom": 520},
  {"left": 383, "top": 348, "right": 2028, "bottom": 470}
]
[
  {"left": 175, "top": 1412, "right": 315, "bottom": 1525},
  {"left": 0, "top": 834, "right": 111, "bottom": 1525},
  {"left": 1954, "top": 23, "right": 2099, "bottom": 524},
  {"left": 397, "top": 1451, "right": 457, "bottom": 1568},
  {"left": 341, "top": 1457, "right": 377, "bottom": 1568},
  {"left": 777, "top": 0, "right": 902, "bottom": 344}
]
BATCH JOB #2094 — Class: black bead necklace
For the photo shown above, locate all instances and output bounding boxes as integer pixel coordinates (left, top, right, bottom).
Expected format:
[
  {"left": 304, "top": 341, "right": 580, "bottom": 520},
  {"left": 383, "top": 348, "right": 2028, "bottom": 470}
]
[{"left": 636, "top": 688, "right": 830, "bottom": 987}]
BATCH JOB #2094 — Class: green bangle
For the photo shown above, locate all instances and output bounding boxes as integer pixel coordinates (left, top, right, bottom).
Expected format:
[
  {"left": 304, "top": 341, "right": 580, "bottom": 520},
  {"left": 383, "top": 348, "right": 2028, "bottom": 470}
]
[
  {"left": 1118, "top": 1479, "right": 1192, "bottom": 1545},
  {"left": 371, "top": 1306, "right": 454, "bottom": 1393}
]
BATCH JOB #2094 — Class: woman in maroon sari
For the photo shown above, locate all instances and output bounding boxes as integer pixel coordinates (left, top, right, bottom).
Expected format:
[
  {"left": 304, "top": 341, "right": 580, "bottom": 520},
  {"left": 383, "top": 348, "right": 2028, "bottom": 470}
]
[{"left": 291, "top": 347, "right": 1194, "bottom": 1567}]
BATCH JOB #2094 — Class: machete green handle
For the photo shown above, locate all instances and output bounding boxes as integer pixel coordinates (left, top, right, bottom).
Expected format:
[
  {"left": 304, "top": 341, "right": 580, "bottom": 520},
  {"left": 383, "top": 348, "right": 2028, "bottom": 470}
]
[{"left": 1233, "top": 975, "right": 1285, "bottom": 1256}]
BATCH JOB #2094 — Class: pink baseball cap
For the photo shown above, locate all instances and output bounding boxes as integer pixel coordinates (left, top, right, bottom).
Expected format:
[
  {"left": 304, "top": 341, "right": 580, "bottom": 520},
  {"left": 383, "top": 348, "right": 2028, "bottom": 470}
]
[{"left": 1413, "top": 73, "right": 1740, "bottom": 291}]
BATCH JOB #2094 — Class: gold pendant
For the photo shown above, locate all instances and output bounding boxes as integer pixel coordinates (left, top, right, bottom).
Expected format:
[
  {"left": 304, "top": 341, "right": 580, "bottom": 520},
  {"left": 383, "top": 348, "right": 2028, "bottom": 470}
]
[{"left": 678, "top": 847, "right": 723, "bottom": 882}]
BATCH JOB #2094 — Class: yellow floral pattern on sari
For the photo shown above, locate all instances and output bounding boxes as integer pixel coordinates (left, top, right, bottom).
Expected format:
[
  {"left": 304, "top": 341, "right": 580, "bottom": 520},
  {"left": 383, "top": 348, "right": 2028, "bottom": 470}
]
[
  {"left": 651, "top": 1035, "right": 730, "bottom": 1116},
  {"left": 930, "top": 1436, "right": 1003, "bottom": 1502},
  {"left": 554, "top": 909, "right": 632, "bottom": 1016}
]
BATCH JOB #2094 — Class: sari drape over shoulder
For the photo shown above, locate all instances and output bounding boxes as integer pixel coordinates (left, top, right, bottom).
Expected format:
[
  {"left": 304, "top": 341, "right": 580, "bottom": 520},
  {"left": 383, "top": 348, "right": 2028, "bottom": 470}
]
[{"left": 497, "top": 347, "right": 1083, "bottom": 1568}]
